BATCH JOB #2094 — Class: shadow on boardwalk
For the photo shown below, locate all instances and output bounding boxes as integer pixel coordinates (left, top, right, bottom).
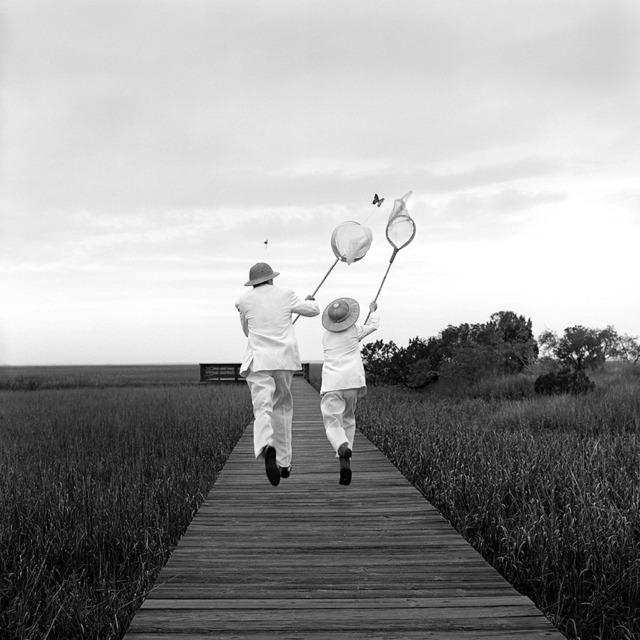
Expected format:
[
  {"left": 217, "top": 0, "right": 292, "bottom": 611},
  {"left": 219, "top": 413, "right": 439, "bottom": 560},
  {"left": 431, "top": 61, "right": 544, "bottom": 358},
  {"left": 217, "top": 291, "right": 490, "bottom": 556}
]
[{"left": 124, "top": 378, "right": 565, "bottom": 639}]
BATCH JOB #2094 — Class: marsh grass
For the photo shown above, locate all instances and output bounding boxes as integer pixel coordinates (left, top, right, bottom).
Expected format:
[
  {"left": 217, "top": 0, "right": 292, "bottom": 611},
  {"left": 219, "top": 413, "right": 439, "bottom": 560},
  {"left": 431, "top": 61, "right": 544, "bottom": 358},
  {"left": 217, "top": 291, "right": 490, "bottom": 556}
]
[
  {"left": 0, "top": 364, "right": 199, "bottom": 391},
  {"left": 357, "top": 366, "right": 640, "bottom": 639},
  {"left": 0, "top": 371, "right": 251, "bottom": 639}
]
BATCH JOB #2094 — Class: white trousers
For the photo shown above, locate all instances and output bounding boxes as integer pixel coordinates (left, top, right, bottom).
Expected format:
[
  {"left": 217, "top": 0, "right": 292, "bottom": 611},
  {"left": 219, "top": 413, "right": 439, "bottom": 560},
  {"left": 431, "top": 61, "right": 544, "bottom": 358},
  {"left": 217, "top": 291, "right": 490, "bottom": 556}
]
[
  {"left": 246, "top": 369, "right": 294, "bottom": 468},
  {"left": 320, "top": 389, "right": 360, "bottom": 456}
]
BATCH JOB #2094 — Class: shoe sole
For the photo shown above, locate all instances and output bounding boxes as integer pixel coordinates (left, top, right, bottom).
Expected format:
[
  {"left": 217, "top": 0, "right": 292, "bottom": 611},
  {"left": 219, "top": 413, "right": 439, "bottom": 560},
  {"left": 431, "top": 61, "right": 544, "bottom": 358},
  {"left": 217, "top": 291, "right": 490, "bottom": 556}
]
[
  {"left": 265, "top": 448, "right": 280, "bottom": 486},
  {"left": 339, "top": 457, "right": 352, "bottom": 485}
]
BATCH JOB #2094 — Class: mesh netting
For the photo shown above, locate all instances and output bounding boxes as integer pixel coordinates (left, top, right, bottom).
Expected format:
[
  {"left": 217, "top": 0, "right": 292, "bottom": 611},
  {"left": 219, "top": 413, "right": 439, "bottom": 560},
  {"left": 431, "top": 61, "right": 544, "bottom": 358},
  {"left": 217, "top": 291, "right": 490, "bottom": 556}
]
[
  {"left": 331, "top": 221, "right": 373, "bottom": 265},
  {"left": 388, "top": 191, "right": 412, "bottom": 223}
]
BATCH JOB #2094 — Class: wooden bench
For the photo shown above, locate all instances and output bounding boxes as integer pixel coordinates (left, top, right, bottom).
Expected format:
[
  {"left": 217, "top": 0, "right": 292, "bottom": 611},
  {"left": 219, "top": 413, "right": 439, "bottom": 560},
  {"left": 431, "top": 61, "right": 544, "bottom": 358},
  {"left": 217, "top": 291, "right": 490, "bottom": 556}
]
[{"left": 199, "top": 363, "right": 310, "bottom": 383}]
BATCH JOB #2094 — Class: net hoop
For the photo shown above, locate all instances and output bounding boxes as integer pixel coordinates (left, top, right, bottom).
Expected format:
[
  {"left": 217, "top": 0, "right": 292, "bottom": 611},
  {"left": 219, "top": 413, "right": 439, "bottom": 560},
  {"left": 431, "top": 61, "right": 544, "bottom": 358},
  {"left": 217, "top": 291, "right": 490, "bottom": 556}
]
[
  {"left": 330, "top": 220, "right": 373, "bottom": 264},
  {"left": 385, "top": 213, "right": 416, "bottom": 251},
  {"left": 363, "top": 191, "right": 416, "bottom": 324}
]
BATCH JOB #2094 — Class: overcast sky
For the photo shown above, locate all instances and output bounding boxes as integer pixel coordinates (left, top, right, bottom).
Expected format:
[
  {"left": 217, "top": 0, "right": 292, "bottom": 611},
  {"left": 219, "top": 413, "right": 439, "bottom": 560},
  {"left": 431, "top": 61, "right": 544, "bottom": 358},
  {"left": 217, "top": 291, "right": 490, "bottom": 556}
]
[{"left": 1, "top": 0, "right": 639, "bottom": 366}]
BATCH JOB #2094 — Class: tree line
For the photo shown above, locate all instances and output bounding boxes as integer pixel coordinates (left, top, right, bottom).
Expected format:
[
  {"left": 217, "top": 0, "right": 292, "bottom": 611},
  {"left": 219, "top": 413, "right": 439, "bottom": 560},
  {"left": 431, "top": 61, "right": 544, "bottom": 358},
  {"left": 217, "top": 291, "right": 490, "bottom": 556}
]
[{"left": 361, "top": 310, "right": 640, "bottom": 393}]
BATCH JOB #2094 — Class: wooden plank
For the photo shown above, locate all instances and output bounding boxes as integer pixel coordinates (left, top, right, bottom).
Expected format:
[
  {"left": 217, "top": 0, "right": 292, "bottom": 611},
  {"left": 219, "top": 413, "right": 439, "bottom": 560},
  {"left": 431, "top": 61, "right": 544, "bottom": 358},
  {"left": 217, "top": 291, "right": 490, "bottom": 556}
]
[
  {"left": 126, "top": 633, "right": 560, "bottom": 640},
  {"left": 127, "top": 609, "right": 558, "bottom": 632},
  {"left": 134, "top": 596, "right": 537, "bottom": 609},
  {"left": 124, "top": 377, "right": 565, "bottom": 639}
]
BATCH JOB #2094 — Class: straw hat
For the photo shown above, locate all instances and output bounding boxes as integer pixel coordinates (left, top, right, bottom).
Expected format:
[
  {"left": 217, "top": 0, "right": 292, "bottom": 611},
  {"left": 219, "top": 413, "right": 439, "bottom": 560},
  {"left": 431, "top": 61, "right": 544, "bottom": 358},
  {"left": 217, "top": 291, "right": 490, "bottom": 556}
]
[
  {"left": 322, "top": 298, "right": 360, "bottom": 332},
  {"left": 245, "top": 262, "right": 280, "bottom": 286}
]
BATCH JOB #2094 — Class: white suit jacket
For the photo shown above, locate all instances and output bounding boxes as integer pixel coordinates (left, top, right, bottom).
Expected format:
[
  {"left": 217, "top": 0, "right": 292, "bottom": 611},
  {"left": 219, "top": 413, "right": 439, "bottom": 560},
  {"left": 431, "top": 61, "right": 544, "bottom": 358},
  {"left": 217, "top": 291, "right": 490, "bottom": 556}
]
[
  {"left": 320, "top": 312, "right": 379, "bottom": 394},
  {"left": 235, "top": 284, "right": 320, "bottom": 376}
]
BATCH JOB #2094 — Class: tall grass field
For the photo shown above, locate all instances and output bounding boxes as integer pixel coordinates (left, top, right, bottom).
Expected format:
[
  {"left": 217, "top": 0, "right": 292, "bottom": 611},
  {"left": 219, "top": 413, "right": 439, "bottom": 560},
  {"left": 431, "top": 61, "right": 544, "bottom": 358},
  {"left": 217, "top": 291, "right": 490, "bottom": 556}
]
[
  {"left": 2, "top": 363, "right": 639, "bottom": 639},
  {"left": 355, "top": 363, "right": 640, "bottom": 640},
  {"left": 0, "top": 365, "right": 252, "bottom": 639}
]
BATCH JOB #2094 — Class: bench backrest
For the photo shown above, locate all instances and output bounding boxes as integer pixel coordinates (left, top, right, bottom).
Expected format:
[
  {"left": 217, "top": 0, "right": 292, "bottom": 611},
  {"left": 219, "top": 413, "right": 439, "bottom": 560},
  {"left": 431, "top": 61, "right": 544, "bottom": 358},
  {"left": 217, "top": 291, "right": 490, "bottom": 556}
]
[{"left": 199, "top": 363, "right": 309, "bottom": 383}]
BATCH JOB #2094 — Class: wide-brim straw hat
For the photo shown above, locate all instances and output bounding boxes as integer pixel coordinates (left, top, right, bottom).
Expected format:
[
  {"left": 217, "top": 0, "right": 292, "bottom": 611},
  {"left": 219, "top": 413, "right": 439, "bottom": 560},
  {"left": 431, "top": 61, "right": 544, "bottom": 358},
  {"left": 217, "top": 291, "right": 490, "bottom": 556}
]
[
  {"left": 322, "top": 298, "right": 360, "bottom": 332},
  {"left": 245, "top": 262, "right": 280, "bottom": 286}
]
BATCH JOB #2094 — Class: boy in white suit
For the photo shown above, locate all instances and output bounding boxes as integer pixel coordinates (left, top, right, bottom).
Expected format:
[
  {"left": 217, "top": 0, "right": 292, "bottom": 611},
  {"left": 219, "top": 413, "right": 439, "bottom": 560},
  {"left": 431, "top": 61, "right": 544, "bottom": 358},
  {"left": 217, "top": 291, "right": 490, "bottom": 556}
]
[
  {"left": 235, "top": 262, "right": 320, "bottom": 486},
  {"left": 320, "top": 297, "right": 379, "bottom": 485}
]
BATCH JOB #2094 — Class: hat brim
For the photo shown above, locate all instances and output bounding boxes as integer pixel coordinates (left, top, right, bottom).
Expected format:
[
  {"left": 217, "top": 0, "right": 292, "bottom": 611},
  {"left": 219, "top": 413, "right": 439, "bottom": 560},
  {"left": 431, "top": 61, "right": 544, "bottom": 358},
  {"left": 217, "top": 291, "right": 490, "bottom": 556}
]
[
  {"left": 244, "top": 271, "right": 280, "bottom": 286},
  {"left": 322, "top": 298, "right": 360, "bottom": 332}
]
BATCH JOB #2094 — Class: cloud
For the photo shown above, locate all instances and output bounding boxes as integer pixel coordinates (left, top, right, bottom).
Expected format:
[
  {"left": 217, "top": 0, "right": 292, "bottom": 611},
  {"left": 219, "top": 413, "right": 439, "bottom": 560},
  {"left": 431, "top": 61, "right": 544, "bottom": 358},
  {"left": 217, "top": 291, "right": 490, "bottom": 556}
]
[
  {"left": 2, "top": 0, "right": 640, "bottom": 364},
  {"left": 419, "top": 157, "right": 563, "bottom": 192},
  {"left": 605, "top": 189, "right": 640, "bottom": 222},
  {"left": 4, "top": 0, "right": 638, "bottom": 216},
  {"left": 412, "top": 181, "right": 565, "bottom": 244},
  {"left": 443, "top": 188, "right": 565, "bottom": 218}
]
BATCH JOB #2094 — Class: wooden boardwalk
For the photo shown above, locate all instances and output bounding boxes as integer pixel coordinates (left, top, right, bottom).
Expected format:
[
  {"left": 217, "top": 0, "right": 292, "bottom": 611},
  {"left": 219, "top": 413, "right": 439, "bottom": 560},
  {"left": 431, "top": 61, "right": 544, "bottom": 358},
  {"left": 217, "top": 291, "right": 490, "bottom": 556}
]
[{"left": 124, "top": 378, "right": 565, "bottom": 639}]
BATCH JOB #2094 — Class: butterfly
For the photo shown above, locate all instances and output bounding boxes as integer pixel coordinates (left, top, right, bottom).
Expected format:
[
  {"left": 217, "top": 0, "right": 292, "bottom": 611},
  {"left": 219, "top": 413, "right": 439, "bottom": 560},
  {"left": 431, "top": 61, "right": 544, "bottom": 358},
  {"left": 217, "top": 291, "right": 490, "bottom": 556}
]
[{"left": 372, "top": 194, "right": 384, "bottom": 207}]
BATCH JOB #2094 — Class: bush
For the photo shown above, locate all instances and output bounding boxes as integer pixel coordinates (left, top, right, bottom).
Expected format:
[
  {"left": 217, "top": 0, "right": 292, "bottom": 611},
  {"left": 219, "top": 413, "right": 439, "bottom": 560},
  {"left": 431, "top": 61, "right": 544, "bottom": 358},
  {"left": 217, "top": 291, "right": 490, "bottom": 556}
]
[
  {"left": 534, "top": 369, "right": 595, "bottom": 396},
  {"left": 405, "top": 360, "right": 439, "bottom": 389},
  {"left": 467, "top": 373, "right": 535, "bottom": 401}
]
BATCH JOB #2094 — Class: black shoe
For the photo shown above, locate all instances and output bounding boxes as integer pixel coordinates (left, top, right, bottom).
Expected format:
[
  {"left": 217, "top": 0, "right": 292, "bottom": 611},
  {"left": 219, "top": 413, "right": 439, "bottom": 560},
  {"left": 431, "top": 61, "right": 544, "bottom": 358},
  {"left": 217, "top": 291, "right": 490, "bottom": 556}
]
[
  {"left": 338, "top": 443, "right": 352, "bottom": 486},
  {"left": 337, "top": 443, "right": 352, "bottom": 459},
  {"left": 279, "top": 465, "right": 292, "bottom": 479},
  {"left": 264, "top": 446, "right": 280, "bottom": 486}
]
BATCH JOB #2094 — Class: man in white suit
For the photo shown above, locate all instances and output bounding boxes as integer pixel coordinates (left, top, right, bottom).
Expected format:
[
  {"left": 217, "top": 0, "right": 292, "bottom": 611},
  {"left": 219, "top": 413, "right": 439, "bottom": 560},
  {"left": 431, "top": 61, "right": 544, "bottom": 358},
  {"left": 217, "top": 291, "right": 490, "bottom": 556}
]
[{"left": 235, "top": 262, "right": 320, "bottom": 486}]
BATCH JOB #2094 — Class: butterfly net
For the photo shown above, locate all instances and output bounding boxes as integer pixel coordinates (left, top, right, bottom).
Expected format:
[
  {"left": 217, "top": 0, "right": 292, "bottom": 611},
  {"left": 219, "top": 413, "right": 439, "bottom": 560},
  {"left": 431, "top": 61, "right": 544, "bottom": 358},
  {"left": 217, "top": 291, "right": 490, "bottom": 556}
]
[
  {"left": 386, "top": 214, "right": 416, "bottom": 250},
  {"left": 331, "top": 221, "right": 373, "bottom": 265},
  {"left": 386, "top": 191, "right": 415, "bottom": 250}
]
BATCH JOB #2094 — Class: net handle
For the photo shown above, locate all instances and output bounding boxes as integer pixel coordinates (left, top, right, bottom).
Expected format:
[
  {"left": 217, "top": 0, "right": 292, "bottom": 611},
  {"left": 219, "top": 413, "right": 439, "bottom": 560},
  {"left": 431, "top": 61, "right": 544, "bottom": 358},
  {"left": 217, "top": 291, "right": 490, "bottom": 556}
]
[
  {"left": 292, "top": 257, "right": 339, "bottom": 325},
  {"left": 365, "top": 212, "right": 416, "bottom": 322}
]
